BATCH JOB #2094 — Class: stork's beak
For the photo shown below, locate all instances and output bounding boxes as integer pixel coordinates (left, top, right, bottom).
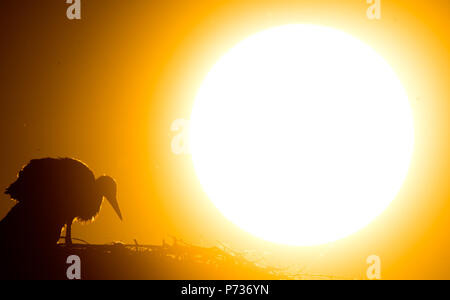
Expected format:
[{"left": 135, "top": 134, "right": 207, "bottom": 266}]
[{"left": 107, "top": 196, "right": 123, "bottom": 221}]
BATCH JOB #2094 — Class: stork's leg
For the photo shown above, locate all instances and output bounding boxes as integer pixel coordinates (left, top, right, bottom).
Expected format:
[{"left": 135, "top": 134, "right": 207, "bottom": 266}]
[{"left": 65, "top": 222, "right": 72, "bottom": 245}]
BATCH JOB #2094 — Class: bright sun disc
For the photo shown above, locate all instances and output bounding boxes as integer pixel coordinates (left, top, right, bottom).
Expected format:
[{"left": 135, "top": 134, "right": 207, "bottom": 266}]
[{"left": 190, "top": 24, "right": 414, "bottom": 246}]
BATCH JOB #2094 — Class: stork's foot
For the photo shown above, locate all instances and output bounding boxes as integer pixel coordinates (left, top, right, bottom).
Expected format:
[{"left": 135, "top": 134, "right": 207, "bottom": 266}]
[{"left": 65, "top": 222, "right": 73, "bottom": 245}]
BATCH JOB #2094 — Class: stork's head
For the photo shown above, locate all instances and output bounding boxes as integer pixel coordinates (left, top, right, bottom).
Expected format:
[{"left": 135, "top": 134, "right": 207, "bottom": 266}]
[{"left": 96, "top": 175, "right": 122, "bottom": 221}]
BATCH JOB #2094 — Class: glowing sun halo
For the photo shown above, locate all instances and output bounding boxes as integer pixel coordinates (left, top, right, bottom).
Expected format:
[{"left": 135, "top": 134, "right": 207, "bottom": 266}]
[{"left": 190, "top": 24, "right": 414, "bottom": 246}]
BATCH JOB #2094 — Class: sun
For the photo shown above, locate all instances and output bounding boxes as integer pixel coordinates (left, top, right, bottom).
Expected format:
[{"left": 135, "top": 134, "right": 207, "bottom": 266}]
[{"left": 190, "top": 24, "right": 414, "bottom": 246}]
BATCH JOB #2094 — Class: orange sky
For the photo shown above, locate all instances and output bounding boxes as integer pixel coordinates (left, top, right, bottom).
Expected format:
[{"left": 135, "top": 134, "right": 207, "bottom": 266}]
[{"left": 0, "top": 0, "right": 448, "bottom": 279}]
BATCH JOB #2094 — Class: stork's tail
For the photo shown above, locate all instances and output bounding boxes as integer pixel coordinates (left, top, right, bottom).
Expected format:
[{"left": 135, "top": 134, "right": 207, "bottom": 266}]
[
  {"left": 5, "top": 185, "right": 12, "bottom": 196},
  {"left": 4, "top": 180, "right": 18, "bottom": 197}
]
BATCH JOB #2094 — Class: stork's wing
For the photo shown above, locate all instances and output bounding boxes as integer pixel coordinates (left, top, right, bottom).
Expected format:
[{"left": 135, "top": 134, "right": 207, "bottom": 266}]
[{"left": 5, "top": 158, "right": 96, "bottom": 204}]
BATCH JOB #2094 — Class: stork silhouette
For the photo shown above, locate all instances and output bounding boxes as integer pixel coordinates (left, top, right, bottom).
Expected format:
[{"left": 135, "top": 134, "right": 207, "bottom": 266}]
[{"left": 1, "top": 157, "right": 122, "bottom": 246}]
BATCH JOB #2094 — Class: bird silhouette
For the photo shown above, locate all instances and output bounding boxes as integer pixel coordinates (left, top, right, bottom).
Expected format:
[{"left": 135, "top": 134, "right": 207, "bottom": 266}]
[{"left": 1, "top": 157, "right": 122, "bottom": 247}]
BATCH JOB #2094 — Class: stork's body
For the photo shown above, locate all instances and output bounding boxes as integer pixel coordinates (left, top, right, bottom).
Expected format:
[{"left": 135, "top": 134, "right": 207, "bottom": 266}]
[{"left": 2, "top": 158, "right": 122, "bottom": 246}]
